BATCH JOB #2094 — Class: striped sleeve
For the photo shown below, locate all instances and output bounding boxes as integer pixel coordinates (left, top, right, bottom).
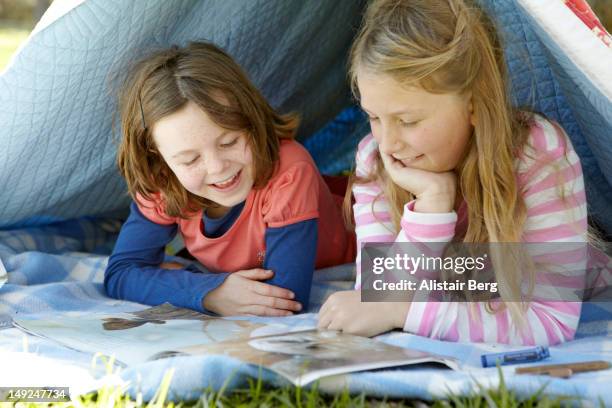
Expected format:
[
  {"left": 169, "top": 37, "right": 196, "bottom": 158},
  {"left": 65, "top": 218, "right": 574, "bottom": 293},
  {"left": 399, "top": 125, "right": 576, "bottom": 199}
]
[
  {"left": 353, "top": 134, "right": 457, "bottom": 289},
  {"left": 403, "top": 117, "right": 588, "bottom": 346}
]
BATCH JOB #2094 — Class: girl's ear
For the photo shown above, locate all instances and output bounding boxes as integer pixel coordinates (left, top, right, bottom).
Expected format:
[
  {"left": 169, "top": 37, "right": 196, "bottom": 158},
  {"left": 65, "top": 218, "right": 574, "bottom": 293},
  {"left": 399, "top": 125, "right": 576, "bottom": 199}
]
[{"left": 468, "top": 96, "right": 476, "bottom": 127}]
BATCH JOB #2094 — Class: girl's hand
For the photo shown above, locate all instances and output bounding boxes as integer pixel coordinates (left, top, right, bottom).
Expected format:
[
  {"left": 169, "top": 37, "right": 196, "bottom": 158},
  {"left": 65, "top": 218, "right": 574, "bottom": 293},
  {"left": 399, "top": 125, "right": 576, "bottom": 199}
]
[
  {"left": 203, "top": 269, "right": 302, "bottom": 316},
  {"left": 380, "top": 152, "right": 457, "bottom": 213},
  {"left": 317, "top": 290, "right": 410, "bottom": 337}
]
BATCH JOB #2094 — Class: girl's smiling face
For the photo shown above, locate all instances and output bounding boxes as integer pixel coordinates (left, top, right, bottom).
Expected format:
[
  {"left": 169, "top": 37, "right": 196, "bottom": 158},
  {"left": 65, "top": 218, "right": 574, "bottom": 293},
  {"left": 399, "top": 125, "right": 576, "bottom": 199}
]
[
  {"left": 152, "top": 101, "right": 254, "bottom": 212},
  {"left": 357, "top": 70, "right": 475, "bottom": 172}
]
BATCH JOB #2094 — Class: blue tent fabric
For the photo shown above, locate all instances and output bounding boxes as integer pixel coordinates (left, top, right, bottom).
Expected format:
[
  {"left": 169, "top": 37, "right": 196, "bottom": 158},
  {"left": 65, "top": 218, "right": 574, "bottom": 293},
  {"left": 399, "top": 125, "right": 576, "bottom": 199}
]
[
  {"left": 496, "top": 1, "right": 612, "bottom": 235},
  {"left": 304, "top": 106, "right": 370, "bottom": 175},
  {"left": 0, "top": 0, "right": 610, "bottom": 233},
  {"left": 306, "top": 0, "right": 612, "bottom": 235},
  {"left": 0, "top": 0, "right": 364, "bottom": 228}
]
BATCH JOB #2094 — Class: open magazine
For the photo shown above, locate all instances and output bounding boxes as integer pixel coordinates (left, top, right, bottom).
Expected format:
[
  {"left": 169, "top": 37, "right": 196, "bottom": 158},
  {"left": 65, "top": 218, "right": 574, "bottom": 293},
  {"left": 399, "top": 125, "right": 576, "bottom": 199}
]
[
  {"left": 12, "top": 304, "right": 458, "bottom": 386},
  {"left": 167, "top": 329, "right": 459, "bottom": 386}
]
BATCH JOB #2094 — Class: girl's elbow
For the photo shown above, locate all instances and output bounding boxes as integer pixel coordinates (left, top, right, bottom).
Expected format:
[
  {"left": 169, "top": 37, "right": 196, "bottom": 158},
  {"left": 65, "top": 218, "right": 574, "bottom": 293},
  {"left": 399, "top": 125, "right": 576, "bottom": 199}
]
[
  {"left": 103, "top": 264, "right": 120, "bottom": 298},
  {"left": 103, "top": 258, "right": 130, "bottom": 298}
]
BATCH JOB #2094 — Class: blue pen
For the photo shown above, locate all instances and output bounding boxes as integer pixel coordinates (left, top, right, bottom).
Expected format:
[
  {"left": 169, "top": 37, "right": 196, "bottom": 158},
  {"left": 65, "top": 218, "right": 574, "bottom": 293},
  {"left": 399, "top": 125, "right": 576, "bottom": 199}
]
[{"left": 481, "top": 346, "right": 550, "bottom": 368}]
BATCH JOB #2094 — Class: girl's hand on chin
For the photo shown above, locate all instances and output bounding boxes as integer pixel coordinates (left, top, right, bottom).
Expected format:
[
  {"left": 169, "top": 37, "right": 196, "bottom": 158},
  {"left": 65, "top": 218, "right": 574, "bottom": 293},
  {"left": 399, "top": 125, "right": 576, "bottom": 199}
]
[
  {"left": 317, "top": 290, "right": 410, "bottom": 337},
  {"left": 380, "top": 152, "right": 457, "bottom": 213}
]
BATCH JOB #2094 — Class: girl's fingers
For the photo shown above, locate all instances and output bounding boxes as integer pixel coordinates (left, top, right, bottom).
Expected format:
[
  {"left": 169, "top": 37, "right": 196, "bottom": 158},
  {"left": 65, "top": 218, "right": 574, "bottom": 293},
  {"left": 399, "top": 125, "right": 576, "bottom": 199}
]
[
  {"left": 380, "top": 152, "right": 404, "bottom": 170},
  {"left": 252, "top": 281, "right": 295, "bottom": 300},
  {"left": 318, "top": 312, "right": 342, "bottom": 331},
  {"left": 325, "top": 318, "right": 344, "bottom": 331},
  {"left": 317, "top": 309, "right": 331, "bottom": 329},
  {"left": 245, "top": 305, "right": 293, "bottom": 317},
  {"left": 379, "top": 152, "right": 394, "bottom": 169},
  {"left": 236, "top": 268, "right": 274, "bottom": 281},
  {"left": 318, "top": 297, "right": 331, "bottom": 318},
  {"left": 236, "top": 276, "right": 301, "bottom": 314},
  {"left": 254, "top": 293, "right": 301, "bottom": 312}
]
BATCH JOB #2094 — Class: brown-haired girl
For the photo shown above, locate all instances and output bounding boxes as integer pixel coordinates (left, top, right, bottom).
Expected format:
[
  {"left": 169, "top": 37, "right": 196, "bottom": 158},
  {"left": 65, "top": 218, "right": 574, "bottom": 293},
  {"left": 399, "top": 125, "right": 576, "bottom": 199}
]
[
  {"left": 318, "top": 0, "right": 588, "bottom": 345},
  {"left": 106, "top": 42, "right": 355, "bottom": 316}
]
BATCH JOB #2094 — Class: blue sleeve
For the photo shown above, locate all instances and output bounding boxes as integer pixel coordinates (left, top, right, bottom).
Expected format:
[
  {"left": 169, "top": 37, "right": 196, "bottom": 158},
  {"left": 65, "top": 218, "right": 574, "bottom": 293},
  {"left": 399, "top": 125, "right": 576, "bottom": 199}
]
[
  {"left": 263, "top": 218, "right": 318, "bottom": 311},
  {"left": 104, "top": 202, "right": 228, "bottom": 313}
]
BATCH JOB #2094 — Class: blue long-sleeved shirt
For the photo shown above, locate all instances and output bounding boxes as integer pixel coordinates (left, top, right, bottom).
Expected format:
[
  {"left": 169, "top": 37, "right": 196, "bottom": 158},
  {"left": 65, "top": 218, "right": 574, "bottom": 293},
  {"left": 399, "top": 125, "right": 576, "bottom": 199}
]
[{"left": 104, "top": 202, "right": 316, "bottom": 314}]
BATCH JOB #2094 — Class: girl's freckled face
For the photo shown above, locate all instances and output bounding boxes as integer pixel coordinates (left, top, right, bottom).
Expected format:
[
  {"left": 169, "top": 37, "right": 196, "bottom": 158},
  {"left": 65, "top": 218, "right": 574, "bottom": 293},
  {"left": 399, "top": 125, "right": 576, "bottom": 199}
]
[
  {"left": 152, "top": 101, "right": 255, "bottom": 211},
  {"left": 357, "top": 70, "right": 475, "bottom": 172}
]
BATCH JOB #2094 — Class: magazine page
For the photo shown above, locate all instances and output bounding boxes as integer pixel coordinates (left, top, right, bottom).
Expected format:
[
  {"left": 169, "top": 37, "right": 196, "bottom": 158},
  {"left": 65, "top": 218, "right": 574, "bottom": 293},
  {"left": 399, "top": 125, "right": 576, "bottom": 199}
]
[
  {"left": 12, "top": 303, "right": 296, "bottom": 366},
  {"left": 167, "top": 329, "right": 459, "bottom": 386}
]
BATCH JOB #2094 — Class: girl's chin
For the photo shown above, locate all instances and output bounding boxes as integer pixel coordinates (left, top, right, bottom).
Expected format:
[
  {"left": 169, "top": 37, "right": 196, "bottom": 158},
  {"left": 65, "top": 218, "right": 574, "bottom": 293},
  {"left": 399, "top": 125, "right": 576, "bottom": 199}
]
[
  {"left": 188, "top": 188, "right": 249, "bottom": 206},
  {"left": 398, "top": 154, "right": 425, "bottom": 167},
  {"left": 205, "top": 181, "right": 254, "bottom": 207},
  {"left": 214, "top": 192, "right": 249, "bottom": 207},
  {"left": 395, "top": 158, "right": 453, "bottom": 173}
]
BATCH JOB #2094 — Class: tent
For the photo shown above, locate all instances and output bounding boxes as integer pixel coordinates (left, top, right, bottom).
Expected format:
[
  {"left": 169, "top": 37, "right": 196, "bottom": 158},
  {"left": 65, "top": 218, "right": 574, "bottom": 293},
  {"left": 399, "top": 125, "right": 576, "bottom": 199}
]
[
  {"left": 0, "top": 0, "right": 610, "bottom": 234},
  {"left": 0, "top": 0, "right": 610, "bottom": 403}
]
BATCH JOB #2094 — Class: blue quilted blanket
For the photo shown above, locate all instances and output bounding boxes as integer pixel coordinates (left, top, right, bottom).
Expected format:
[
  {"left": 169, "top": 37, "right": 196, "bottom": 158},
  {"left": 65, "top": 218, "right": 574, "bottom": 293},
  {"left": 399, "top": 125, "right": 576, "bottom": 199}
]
[{"left": 0, "top": 218, "right": 611, "bottom": 403}]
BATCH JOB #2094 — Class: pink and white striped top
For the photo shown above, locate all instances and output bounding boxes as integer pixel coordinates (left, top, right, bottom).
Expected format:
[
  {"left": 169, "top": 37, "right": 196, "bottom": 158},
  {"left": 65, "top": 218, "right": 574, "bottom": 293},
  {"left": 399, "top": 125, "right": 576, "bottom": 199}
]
[{"left": 353, "top": 115, "right": 588, "bottom": 346}]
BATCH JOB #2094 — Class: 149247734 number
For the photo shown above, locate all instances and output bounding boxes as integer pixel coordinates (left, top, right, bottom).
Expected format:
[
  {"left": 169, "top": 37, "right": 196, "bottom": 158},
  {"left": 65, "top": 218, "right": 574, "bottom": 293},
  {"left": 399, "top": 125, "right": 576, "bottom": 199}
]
[{"left": 0, "top": 387, "right": 70, "bottom": 402}]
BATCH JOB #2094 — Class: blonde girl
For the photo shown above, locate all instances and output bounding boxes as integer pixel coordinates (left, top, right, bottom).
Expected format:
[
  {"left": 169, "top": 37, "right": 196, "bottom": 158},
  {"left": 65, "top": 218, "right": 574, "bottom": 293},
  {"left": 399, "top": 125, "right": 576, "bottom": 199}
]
[{"left": 318, "top": 0, "right": 587, "bottom": 345}]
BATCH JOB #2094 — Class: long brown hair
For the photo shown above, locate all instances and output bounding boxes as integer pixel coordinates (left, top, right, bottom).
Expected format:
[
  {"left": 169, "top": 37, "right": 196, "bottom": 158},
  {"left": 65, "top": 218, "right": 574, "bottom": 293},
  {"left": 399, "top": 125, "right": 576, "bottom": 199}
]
[{"left": 117, "top": 42, "right": 299, "bottom": 218}]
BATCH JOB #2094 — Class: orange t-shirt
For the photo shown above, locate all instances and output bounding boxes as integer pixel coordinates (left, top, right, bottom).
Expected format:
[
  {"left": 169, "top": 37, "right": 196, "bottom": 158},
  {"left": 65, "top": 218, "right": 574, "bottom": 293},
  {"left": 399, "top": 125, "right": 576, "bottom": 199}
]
[{"left": 136, "top": 140, "right": 356, "bottom": 273}]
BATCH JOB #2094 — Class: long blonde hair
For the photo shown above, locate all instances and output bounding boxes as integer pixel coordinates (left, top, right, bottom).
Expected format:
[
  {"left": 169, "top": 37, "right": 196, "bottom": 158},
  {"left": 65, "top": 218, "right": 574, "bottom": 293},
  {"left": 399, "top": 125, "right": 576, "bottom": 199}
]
[{"left": 349, "top": 0, "right": 536, "bottom": 325}]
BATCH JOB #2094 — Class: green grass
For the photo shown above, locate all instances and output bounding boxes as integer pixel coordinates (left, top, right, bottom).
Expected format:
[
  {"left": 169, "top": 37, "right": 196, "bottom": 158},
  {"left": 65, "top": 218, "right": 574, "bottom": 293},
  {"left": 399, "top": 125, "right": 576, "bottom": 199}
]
[
  {"left": 587, "top": 0, "right": 612, "bottom": 31},
  {"left": 0, "top": 367, "right": 596, "bottom": 408},
  {"left": 0, "top": 21, "right": 32, "bottom": 70},
  {"left": 0, "top": 384, "right": 586, "bottom": 408}
]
